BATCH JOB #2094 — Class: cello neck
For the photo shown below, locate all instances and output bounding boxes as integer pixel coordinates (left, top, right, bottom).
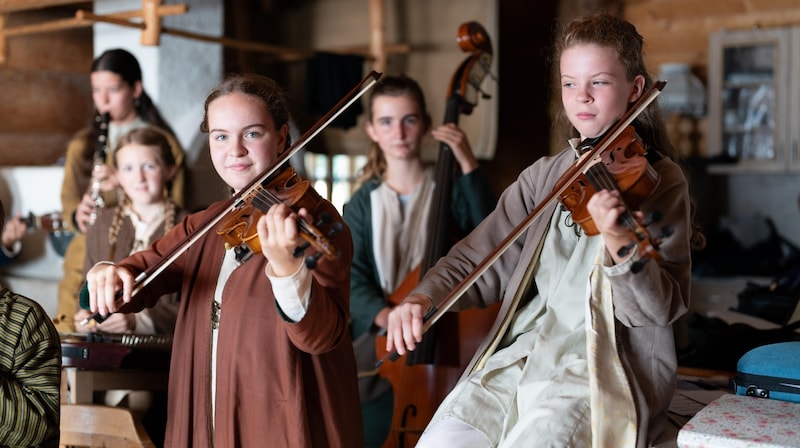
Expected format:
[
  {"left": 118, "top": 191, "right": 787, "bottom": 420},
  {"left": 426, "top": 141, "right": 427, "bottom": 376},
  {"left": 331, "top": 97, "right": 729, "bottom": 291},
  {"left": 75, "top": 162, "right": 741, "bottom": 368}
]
[{"left": 422, "top": 96, "right": 462, "bottom": 275}]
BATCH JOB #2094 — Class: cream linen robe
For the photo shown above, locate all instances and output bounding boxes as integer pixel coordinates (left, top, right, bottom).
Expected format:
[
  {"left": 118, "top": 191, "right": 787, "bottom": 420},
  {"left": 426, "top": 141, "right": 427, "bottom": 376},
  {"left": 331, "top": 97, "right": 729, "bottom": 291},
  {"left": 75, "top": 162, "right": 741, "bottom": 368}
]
[
  {"left": 411, "top": 143, "right": 691, "bottom": 448},
  {"left": 422, "top": 206, "right": 637, "bottom": 447},
  {"left": 371, "top": 168, "right": 434, "bottom": 295}
]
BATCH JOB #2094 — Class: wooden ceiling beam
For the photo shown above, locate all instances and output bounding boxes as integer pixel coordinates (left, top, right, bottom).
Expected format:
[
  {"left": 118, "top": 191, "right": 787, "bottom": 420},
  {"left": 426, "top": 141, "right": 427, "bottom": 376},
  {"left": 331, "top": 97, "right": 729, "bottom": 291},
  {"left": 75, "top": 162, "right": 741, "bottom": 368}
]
[
  {"left": 1, "top": 0, "right": 409, "bottom": 64},
  {"left": 0, "top": 0, "right": 88, "bottom": 14},
  {"left": 0, "top": 3, "right": 187, "bottom": 63}
]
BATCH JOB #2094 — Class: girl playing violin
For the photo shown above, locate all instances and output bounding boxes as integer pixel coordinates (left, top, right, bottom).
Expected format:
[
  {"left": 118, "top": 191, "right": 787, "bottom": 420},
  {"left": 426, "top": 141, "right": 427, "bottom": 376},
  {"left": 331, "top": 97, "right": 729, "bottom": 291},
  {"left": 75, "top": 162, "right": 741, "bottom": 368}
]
[
  {"left": 385, "top": 13, "right": 704, "bottom": 447},
  {"left": 85, "top": 73, "right": 362, "bottom": 447},
  {"left": 343, "top": 75, "right": 495, "bottom": 446}
]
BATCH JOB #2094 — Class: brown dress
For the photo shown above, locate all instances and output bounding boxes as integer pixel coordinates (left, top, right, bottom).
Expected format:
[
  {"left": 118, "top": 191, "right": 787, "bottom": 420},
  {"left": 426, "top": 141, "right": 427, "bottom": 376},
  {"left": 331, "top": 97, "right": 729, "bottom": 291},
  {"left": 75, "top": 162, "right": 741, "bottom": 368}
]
[{"left": 116, "top": 198, "right": 363, "bottom": 448}]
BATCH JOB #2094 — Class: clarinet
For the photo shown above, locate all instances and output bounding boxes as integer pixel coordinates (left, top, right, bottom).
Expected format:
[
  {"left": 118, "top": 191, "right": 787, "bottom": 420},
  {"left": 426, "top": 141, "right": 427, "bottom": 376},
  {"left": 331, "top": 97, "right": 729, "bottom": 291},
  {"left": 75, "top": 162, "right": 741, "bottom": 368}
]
[{"left": 87, "top": 112, "right": 110, "bottom": 228}]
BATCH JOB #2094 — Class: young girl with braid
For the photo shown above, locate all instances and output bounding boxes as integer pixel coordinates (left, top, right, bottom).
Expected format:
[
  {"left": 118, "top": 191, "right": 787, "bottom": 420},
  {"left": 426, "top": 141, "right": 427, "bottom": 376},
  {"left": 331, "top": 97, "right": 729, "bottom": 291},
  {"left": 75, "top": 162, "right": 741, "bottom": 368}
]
[
  {"left": 73, "top": 126, "right": 185, "bottom": 446},
  {"left": 74, "top": 126, "right": 185, "bottom": 335},
  {"left": 56, "top": 48, "right": 185, "bottom": 334}
]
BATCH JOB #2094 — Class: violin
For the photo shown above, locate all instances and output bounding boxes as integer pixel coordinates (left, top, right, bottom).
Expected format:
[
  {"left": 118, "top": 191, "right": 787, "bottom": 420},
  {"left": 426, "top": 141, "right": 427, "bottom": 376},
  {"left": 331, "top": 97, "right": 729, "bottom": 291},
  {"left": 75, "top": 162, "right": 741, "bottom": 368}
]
[
  {"left": 80, "top": 71, "right": 382, "bottom": 327},
  {"left": 378, "top": 80, "right": 669, "bottom": 366},
  {"left": 556, "top": 124, "right": 672, "bottom": 271},
  {"left": 216, "top": 165, "right": 341, "bottom": 267}
]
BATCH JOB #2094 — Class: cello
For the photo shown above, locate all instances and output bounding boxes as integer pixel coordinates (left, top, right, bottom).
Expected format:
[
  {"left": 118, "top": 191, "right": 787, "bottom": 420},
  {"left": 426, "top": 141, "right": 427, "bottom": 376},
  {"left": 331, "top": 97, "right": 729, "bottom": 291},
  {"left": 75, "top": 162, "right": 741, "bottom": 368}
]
[{"left": 375, "top": 21, "right": 500, "bottom": 448}]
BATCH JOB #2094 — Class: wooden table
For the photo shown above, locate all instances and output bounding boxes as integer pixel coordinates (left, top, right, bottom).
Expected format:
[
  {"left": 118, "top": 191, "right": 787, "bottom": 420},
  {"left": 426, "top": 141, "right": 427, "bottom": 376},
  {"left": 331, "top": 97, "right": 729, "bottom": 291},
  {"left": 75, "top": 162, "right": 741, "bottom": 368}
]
[
  {"left": 59, "top": 336, "right": 171, "bottom": 405},
  {"left": 62, "top": 367, "right": 169, "bottom": 404}
]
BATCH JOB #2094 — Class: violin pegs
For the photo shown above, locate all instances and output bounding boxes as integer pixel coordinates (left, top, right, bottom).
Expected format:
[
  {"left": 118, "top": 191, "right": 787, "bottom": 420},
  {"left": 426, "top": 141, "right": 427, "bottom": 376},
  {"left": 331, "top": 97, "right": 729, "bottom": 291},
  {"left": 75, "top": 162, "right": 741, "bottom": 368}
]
[
  {"left": 658, "top": 225, "right": 675, "bottom": 240},
  {"left": 304, "top": 252, "right": 323, "bottom": 270},
  {"left": 642, "top": 210, "right": 663, "bottom": 227},
  {"left": 327, "top": 222, "right": 344, "bottom": 238},
  {"left": 293, "top": 242, "right": 311, "bottom": 259},
  {"left": 630, "top": 257, "right": 650, "bottom": 274},
  {"left": 617, "top": 242, "right": 637, "bottom": 258},
  {"left": 315, "top": 212, "right": 332, "bottom": 227}
]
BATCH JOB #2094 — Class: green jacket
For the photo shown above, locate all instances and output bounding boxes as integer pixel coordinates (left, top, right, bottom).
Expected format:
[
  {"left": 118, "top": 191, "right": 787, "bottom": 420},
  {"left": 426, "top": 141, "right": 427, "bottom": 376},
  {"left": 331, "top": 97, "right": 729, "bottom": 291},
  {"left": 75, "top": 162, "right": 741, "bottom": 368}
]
[{"left": 343, "top": 167, "right": 496, "bottom": 341}]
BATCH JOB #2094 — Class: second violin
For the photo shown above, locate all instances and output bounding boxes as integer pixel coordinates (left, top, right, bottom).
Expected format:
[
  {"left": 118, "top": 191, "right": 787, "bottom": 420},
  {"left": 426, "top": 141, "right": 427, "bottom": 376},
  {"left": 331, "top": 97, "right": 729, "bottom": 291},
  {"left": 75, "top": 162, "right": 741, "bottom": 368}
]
[
  {"left": 556, "top": 124, "right": 673, "bottom": 271},
  {"left": 380, "top": 13, "right": 700, "bottom": 447}
]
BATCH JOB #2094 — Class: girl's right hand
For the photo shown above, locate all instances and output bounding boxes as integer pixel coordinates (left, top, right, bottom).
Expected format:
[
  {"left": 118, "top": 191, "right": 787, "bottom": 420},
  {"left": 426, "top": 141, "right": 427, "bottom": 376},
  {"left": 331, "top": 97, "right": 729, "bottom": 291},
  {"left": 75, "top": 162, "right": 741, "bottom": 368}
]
[
  {"left": 86, "top": 262, "right": 136, "bottom": 317},
  {"left": 385, "top": 294, "right": 432, "bottom": 356}
]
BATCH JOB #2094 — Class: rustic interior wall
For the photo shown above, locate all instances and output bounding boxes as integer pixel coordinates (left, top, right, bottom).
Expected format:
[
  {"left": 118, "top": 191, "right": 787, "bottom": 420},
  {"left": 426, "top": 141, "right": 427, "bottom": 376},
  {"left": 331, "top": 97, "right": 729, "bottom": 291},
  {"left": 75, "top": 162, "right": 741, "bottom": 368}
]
[
  {"left": 0, "top": 4, "right": 93, "bottom": 166},
  {"left": 273, "top": 0, "right": 500, "bottom": 164},
  {"left": 625, "top": 0, "right": 800, "bottom": 157},
  {"left": 624, "top": 0, "right": 800, "bottom": 247},
  {"left": 626, "top": 0, "right": 800, "bottom": 77}
]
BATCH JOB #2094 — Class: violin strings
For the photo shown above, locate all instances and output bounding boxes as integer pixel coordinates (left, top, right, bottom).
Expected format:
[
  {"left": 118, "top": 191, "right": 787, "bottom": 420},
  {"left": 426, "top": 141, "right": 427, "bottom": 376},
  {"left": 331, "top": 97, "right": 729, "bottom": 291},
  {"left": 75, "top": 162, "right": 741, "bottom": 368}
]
[
  {"left": 585, "top": 162, "right": 646, "bottom": 241},
  {"left": 249, "top": 188, "right": 321, "bottom": 238}
]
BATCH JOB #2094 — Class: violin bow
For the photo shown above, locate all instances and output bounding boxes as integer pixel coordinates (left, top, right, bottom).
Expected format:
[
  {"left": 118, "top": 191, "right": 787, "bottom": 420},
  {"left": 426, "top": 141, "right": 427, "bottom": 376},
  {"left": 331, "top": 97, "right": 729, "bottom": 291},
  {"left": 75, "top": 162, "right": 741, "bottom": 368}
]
[
  {"left": 81, "top": 71, "right": 383, "bottom": 327},
  {"left": 378, "top": 79, "right": 665, "bottom": 365}
]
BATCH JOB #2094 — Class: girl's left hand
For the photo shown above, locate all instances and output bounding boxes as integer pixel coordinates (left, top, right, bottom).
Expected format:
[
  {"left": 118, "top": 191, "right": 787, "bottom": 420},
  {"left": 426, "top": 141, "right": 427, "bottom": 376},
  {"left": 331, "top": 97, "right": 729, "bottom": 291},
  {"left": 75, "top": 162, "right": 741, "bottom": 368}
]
[
  {"left": 430, "top": 123, "right": 479, "bottom": 174},
  {"left": 586, "top": 189, "right": 642, "bottom": 263},
  {"left": 257, "top": 203, "right": 309, "bottom": 276}
]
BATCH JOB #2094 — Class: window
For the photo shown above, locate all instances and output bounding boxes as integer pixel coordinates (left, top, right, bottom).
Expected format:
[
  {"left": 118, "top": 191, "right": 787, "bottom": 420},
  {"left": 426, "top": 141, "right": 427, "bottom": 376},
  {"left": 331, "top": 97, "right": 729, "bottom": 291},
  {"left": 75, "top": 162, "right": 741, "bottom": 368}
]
[{"left": 303, "top": 152, "right": 367, "bottom": 213}]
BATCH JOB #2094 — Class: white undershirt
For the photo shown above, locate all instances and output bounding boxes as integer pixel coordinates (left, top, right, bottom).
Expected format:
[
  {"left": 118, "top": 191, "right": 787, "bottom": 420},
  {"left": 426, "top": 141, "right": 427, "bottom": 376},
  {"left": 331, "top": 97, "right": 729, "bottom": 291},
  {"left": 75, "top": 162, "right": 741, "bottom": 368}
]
[{"left": 209, "top": 248, "right": 313, "bottom": 431}]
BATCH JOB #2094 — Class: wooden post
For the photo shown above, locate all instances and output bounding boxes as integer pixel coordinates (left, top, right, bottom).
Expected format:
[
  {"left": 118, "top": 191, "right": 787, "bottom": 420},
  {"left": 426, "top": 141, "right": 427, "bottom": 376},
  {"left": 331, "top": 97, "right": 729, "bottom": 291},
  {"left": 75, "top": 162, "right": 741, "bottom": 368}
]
[
  {"left": 141, "top": 0, "right": 162, "bottom": 46},
  {"left": 0, "top": 14, "right": 6, "bottom": 64},
  {"left": 368, "top": 0, "right": 386, "bottom": 73}
]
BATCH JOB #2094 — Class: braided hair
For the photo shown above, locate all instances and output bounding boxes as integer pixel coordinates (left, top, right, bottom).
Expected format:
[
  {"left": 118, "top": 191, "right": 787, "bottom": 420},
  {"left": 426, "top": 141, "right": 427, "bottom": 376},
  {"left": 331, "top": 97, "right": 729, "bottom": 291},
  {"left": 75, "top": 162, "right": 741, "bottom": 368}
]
[{"left": 107, "top": 127, "right": 178, "bottom": 259}]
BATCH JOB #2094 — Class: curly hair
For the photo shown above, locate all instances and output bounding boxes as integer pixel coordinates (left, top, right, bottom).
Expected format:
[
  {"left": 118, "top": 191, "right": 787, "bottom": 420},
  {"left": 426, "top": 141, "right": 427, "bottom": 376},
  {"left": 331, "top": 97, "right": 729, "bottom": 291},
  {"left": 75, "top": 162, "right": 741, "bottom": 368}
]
[{"left": 551, "top": 13, "right": 705, "bottom": 250}]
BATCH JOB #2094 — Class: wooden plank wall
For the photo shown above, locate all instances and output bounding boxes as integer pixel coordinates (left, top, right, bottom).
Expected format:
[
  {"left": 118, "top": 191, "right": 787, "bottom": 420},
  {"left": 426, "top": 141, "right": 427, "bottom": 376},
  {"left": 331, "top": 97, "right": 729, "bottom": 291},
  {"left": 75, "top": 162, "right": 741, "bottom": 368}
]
[
  {"left": 627, "top": 0, "right": 800, "bottom": 77},
  {"left": 0, "top": 4, "right": 92, "bottom": 166},
  {"left": 624, "top": 0, "right": 800, "bottom": 154}
]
